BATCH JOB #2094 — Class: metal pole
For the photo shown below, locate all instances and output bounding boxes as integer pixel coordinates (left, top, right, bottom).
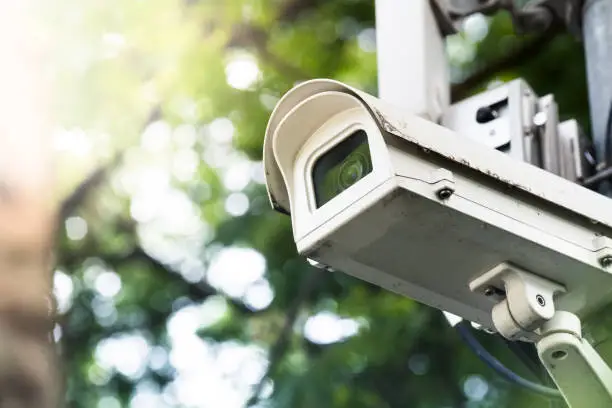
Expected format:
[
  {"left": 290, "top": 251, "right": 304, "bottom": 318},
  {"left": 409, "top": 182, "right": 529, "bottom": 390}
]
[
  {"left": 374, "top": 0, "right": 450, "bottom": 121},
  {"left": 583, "top": 0, "right": 612, "bottom": 195}
]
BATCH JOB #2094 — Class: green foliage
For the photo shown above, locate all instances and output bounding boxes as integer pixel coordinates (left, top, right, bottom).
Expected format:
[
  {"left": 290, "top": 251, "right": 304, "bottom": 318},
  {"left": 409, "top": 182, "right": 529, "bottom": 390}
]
[{"left": 46, "top": 2, "right": 594, "bottom": 407}]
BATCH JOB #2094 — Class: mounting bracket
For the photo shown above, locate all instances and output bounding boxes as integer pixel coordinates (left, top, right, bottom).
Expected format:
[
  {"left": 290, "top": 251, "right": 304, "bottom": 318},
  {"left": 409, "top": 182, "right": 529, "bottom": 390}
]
[
  {"left": 538, "top": 312, "right": 612, "bottom": 407},
  {"left": 470, "top": 263, "right": 566, "bottom": 342},
  {"left": 470, "top": 263, "right": 612, "bottom": 407}
]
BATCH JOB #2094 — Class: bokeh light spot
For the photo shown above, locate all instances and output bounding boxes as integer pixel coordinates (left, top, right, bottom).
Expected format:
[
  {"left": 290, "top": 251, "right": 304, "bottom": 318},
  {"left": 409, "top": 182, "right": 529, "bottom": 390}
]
[
  {"left": 94, "top": 271, "right": 122, "bottom": 298},
  {"left": 304, "top": 312, "right": 360, "bottom": 345},
  {"left": 207, "top": 247, "right": 266, "bottom": 298},
  {"left": 357, "top": 28, "right": 376, "bottom": 52},
  {"left": 141, "top": 120, "right": 172, "bottom": 153},
  {"left": 225, "top": 54, "right": 260, "bottom": 90},
  {"left": 65, "top": 216, "right": 88, "bottom": 240},
  {"left": 408, "top": 353, "right": 430, "bottom": 376},
  {"left": 53, "top": 270, "right": 74, "bottom": 314},
  {"left": 463, "top": 374, "right": 489, "bottom": 401},
  {"left": 243, "top": 279, "right": 274, "bottom": 311},
  {"left": 225, "top": 192, "right": 249, "bottom": 216},
  {"left": 97, "top": 396, "right": 121, "bottom": 408},
  {"left": 95, "top": 334, "right": 151, "bottom": 380},
  {"left": 209, "top": 117, "right": 235, "bottom": 144}
]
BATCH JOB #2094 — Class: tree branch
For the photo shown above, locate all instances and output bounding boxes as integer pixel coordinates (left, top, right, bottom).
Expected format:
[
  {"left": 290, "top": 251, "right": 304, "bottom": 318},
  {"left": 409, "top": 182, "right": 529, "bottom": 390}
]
[
  {"left": 57, "top": 234, "right": 255, "bottom": 317},
  {"left": 107, "top": 246, "right": 222, "bottom": 300},
  {"left": 245, "top": 268, "right": 324, "bottom": 407},
  {"left": 227, "top": 24, "right": 309, "bottom": 81},
  {"left": 58, "top": 106, "right": 160, "bottom": 221},
  {"left": 451, "top": 25, "right": 562, "bottom": 102},
  {"left": 278, "top": 0, "right": 320, "bottom": 22},
  {"left": 227, "top": 16, "right": 561, "bottom": 101},
  {"left": 58, "top": 154, "right": 122, "bottom": 221}
]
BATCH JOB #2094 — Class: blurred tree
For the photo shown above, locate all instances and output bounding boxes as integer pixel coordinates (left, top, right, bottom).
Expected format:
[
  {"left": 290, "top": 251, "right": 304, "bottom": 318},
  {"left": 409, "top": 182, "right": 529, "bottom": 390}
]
[{"left": 42, "top": 1, "right": 593, "bottom": 407}]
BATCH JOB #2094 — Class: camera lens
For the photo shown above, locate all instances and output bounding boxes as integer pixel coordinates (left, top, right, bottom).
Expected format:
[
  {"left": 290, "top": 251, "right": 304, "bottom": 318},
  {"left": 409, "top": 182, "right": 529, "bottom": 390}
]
[
  {"left": 312, "top": 129, "right": 372, "bottom": 208},
  {"left": 339, "top": 152, "right": 368, "bottom": 189}
]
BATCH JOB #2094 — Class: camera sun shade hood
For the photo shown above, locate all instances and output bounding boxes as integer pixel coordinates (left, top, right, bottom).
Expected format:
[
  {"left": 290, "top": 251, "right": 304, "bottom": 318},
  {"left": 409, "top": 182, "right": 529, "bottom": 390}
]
[{"left": 263, "top": 79, "right": 612, "bottom": 232}]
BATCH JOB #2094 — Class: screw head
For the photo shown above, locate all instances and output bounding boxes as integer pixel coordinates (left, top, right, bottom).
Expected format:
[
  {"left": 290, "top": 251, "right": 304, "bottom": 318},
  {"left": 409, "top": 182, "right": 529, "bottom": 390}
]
[
  {"left": 436, "top": 187, "right": 454, "bottom": 200},
  {"left": 307, "top": 258, "right": 335, "bottom": 272},
  {"left": 533, "top": 111, "right": 548, "bottom": 127},
  {"left": 536, "top": 294, "right": 546, "bottom": 307},
  {"left": 484, "top": 287, "right": 496, "bottom": 297},
  {"left": 599, "top": 255, "right": 612, "bottom": 268},
  {"left": 483, "top": 286, "right": 505, "bottom": 298}
]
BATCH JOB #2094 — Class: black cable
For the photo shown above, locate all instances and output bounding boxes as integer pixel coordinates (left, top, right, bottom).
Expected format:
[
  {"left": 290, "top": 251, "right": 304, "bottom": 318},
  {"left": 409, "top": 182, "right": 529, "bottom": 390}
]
[
  {"left": 581, "top": 165, "right": 612, "bottom": 188},
  {"left": 455, "top": 321, "right": 563, "bottom": 400},
  {"left": 501, "top": 337, "right": 547, "bottom": 380}
]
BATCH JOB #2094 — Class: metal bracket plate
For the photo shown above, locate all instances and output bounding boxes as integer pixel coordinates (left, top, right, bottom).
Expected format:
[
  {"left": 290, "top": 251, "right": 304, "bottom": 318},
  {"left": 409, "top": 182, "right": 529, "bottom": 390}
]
[
  {"left": 444, "top": 80, "right": 594, "bottom": 183},
  {"left": 470, "top": 263, "right": 566, "bottom": 341}
]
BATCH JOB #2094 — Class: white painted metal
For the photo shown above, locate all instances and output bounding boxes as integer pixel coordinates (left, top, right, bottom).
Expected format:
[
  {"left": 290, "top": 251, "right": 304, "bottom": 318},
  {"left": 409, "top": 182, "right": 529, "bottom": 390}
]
[
  {"left": 469, "top": 263, "right": 565, "bottom": 342},
  {"left": 444, "top": 80, "right": 590, "bottom": 183},
  {"left": 469, "top": 263, "right": 612, "bottom": 407},
  {"left": 536, "top": 94, "right": 562, "bottom": 176},
  {"left": 558, "top": 119, "right": 590, "bottom": 182},
  {"left": 375, "top": 0, "right": 449, "bottom": 121},
  {"left": 470, "top": 264, "right": 612, "bottom": 408},
  {"left": 537, "top": 313, "right": 612, "bottom": 407},
  {"left": 443, "top": 79, "right": 539, "bottom": 164}
]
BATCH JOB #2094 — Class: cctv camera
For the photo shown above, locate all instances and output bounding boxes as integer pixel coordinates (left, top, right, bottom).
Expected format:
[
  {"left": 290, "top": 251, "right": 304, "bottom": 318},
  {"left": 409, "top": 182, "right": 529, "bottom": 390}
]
[{"left": 263, "top": 79, "right": 612, "bottom": 331}]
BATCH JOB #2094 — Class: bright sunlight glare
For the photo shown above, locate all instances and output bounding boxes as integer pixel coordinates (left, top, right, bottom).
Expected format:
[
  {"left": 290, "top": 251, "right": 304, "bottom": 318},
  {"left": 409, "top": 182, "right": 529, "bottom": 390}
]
[
  {"left": 53, "top": 128, "right": 93, "bottom": 157},
  {"left": 304, "top": 311, "right": 361, "bottom": 345},
  {"left": 225, "top": 54, "right": 260, "bottom": 90},
  {"left": 165, "top": 305, "right": 269, "bottom": 408},
  {"left": 94, "top": 271, "right": 122, "bottom": 298},
  {"left": 53, "top": 270, "right": 74, "bottom": 314},
  {"left": 141, "top": 120, "right": 172, "bottom": 153},
  {"left": 223, "top": 158, "right": 253, "bottom": 191},
  {"left": 225, "top": 192, "right": 250, "bottom": 216},
  {"left": 206, "top": 247, "right": 266, "bottom": 298},
  {"left": 208, "top": 117, "right": 235, "bottom": 144},
  {"left": 95, "top": 334, "right": 151, "bottom": 380}
]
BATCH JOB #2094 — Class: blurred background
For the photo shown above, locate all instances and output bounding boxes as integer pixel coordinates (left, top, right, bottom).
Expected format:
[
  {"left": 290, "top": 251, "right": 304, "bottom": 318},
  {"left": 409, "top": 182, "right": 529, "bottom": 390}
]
[{"left": 31, "top": 0, "right": 598, "bottom": 406}]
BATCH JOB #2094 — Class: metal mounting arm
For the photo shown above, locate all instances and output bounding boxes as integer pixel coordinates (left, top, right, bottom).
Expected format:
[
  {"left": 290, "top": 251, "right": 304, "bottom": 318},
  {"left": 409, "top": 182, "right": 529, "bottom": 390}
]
[
  {"left": 470, "top": 263, "right": 612, "bottom": 407},
  {"left": 538, "top": 312, "right": 612, "bottom": 407}
]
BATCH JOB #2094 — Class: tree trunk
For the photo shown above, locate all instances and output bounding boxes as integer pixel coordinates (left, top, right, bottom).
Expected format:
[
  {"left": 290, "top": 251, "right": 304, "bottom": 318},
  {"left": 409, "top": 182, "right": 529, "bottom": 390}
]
[{"left": 0, "top": 3, "right": 60, "bottom": 407}]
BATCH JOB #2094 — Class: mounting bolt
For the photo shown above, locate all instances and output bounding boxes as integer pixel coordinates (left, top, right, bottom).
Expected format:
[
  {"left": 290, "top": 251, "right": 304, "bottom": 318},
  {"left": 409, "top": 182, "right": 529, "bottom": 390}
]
[
  {"left": 599, "top": 255, "right": 612, "bottom": 268},
  {"left": 536, "top": 294, "right": 546, "bottom": 307},
  {"left": 484, "top": 286, "right": 505, "bottom": 298},
  {"left": 307, "top": 258, "right": 335, "bottom": 272},
  {"left": 436, "top": 187, "right": 454, "bottom": 200},
  {"left": 484, "top": 286, "right": 496, "bottom": 297}
]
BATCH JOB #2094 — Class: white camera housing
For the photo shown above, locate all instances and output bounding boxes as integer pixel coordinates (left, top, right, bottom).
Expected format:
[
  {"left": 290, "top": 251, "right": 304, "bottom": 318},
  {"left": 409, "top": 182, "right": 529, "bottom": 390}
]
[{"left": 263, "top": 79, "right": 612, "bottom": 330}]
